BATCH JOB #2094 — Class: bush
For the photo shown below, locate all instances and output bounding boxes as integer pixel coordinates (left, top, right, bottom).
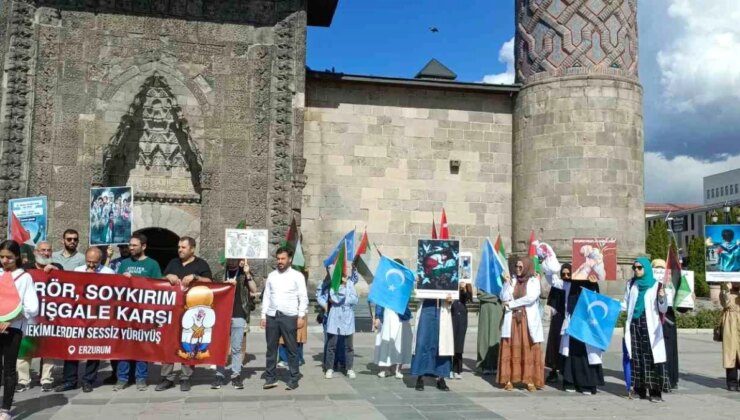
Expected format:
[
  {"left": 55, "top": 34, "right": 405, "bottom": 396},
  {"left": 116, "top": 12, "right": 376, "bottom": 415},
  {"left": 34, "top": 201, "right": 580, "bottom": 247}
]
[
  {"left": 615, "top": 308, "right": 721, "bottom": 329},
  {"left": 694, "top": 272, "right": 710, "bottom": 298}
]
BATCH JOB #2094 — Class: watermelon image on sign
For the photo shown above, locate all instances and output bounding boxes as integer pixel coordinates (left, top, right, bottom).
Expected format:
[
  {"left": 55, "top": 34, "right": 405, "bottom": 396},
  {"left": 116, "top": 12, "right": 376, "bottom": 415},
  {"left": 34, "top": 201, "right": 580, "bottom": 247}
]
[{"left": 0, "top": 271, "right": 22, "bottom": 322}]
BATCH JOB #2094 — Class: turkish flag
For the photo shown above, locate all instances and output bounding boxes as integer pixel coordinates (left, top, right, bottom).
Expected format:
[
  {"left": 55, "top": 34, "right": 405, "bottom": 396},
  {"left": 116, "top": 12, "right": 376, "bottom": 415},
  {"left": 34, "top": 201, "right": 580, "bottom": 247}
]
[
  {"left": 10, "top": 212, "right": 30, "bottom": 245},
  {"left": 440, "top": 208, "right": 449, "bottom": 239}
]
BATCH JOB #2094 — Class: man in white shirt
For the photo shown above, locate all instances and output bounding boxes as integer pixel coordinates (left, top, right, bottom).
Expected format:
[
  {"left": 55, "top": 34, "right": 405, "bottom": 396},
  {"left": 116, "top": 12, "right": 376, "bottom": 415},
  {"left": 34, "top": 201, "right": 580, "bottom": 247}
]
[
  {"left": 261, "top": 247, "right": 308, "bottom": 391},
  {"left": 56, "top": 247, "right": 114, "bottom": 393}
]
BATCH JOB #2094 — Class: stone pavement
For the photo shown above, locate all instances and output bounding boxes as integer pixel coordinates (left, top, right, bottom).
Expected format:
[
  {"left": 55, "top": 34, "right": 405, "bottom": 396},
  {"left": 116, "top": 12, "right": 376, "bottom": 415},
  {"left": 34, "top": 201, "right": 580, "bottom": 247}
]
[{"left": 11, "top": 324, "right": 740, "bottom": 420}]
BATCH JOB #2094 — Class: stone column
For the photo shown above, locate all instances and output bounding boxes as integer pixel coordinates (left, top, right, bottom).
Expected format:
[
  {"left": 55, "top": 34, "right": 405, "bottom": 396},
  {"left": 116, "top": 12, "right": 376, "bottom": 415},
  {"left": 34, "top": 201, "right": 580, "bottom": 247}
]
[{"left": 512, "top": 0, "right": 644, "bottom": 293}]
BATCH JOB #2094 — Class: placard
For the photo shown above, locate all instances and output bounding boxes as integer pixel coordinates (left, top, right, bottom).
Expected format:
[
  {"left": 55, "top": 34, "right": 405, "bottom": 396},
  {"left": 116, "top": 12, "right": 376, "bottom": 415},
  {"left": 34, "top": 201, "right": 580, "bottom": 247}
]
[
  {"left": 459, "top": 251, "right": 473, "bottom": 284},
  {"left": 416, "top": 240, "right": 460, "bottom": 299},
  {"left": 7, "top": 196, "right": 48, "bottom": 245},
  {"left": 572, "top": 238, "right": 617, "bottom": 281},
  {"left": 89, "top": 187, "right": 133, "bottom": 246},
  {"left": 652, "top": 268, "right": 695, "bottom": 309},
  {"left": 705, "top": 224, "right": 740, "bottom": 282},
  {"left": 225, "top": 229, "right": 269, "bottom": 259}
]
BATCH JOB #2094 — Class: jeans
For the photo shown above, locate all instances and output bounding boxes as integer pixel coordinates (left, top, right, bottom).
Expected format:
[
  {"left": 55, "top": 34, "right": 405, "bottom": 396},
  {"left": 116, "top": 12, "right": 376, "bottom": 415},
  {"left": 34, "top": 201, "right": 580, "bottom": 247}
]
[
  {"left": 279, "top": 343, "right": 304, "bottom": 365},
  {"left": 117, "top": 361, "right": 148, "bottom": 382},
  {"left": 216, "top": 318, "right": 246, "bottom": 379},
  {"left": 0, "top": 328, "right": 22, "bottom": 410},
  {"left": 264, "top": 312, "right": 299, "bottom": 384},
  {"left": 326, "top": 334, "right": 354, "bottom": 371},
  {"left": 62, "top": 360, "right": 100, "bottom": 386}
]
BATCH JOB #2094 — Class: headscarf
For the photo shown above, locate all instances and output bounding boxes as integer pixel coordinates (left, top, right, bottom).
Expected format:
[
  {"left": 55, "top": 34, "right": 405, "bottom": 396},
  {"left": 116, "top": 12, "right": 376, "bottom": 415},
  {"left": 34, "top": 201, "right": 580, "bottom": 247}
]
[
  {"left": 631, "top": 256, "right": 656, "bottom": 319},
  {"left": 516, "top": 257, "right": 535, "bottom": 281},
  {"left": 546, "top": 263, "right": 570, "bottom": 313},
  {"left": 560, "top": 263, "right": 572, "bottom": 282}
]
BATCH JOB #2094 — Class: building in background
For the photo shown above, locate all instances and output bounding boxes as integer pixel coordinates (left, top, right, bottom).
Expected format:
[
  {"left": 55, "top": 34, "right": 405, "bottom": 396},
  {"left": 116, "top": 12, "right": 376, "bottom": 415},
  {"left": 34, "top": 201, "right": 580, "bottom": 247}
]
[{"left": 704, "top": 168, "right": 740, "bottom": 205}]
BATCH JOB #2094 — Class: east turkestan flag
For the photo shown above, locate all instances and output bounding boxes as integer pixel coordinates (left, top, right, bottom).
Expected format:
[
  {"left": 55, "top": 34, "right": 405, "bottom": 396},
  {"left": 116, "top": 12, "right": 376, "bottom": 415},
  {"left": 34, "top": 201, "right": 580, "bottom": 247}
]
[
  {"left": 368, "top": 256, "right": 415, "bottom": 316},
  {"left": 323, "top": 229, "right": 355, "bottom": 268},
  {"left": 566, "top": 288, "right": 621, "bottom": 351},
  {"left": 475, "top": 239, "right": 506, "bottom": 296}
]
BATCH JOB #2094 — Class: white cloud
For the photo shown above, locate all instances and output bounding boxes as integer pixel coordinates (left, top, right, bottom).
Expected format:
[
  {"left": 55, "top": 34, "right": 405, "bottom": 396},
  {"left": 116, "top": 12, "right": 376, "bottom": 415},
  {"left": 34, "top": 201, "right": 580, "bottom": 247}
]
[
  {"left": 481, "top": 37, "right": 515, "bottom": 84},
  {"left": 645, "top": 152, "right": 740, "bottom": 203},
  {"left": 656, "top": 0, "right": 740, "bottom": 111}
]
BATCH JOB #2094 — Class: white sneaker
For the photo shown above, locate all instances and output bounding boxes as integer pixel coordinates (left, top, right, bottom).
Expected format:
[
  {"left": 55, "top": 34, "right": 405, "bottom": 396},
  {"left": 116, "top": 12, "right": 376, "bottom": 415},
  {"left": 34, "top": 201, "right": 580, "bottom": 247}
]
[
  {"left": 325, "top": 369, "right": 333, "bottom": 379},
  {"left": 454, "top": 373, "right": 463, "bottom": 380},
  {"left": 449, "top": 371, "right": 455, "bottom": 380},
  {"left": 395, "top": 370, "right": 403, "bottom": 380},
  {"left": 347, "top": 370, "right": 357, "bottom": 379},
  {"left": 377, "top": 371, "right": 387, "bottom": 378},
  {"left": 277, "top": 361, "right": 288, "bottom": 368}
]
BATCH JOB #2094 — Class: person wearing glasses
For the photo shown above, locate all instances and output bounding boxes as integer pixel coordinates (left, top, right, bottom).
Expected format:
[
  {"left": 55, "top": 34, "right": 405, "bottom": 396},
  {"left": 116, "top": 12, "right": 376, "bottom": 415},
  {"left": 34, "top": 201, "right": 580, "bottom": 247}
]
[
  {"left": 498, "top": 258, "right": 544, "bottom": 392},
  {"left": 52, "top": 229, "right": 85, "bottom": 270},
  {"left": 622, "top": 257, "right": 669, "bottom": 402}
]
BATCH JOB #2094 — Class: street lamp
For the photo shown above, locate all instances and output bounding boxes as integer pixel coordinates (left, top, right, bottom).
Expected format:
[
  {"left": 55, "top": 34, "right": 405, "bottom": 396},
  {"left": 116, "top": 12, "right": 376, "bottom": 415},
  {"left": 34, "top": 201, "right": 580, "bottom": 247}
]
[
  {"left": 711, "top": 212, "right": 719, "bottom": 224},
  {"left": 724, "top": 205, "right": 732, "bottom": 224}
]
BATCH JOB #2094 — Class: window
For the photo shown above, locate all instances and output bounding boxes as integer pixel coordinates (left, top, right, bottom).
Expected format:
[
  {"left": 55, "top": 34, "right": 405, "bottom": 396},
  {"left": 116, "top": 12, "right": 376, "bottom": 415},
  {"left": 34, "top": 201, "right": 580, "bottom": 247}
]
[
  {"left": 736, "top": 184, "right": 739, "bottom": 194},
  {"left": 691, "top": 213, "right": 695, "bottom": 230}
]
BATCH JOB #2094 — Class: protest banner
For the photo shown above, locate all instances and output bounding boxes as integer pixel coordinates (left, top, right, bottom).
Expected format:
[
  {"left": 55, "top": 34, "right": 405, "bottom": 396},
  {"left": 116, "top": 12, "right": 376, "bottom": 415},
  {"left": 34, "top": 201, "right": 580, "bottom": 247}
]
[
  {"left": 416, "top": 239, "right": 460, "bottom": 299},
  {"left": 572, "top": 238, "right": 618, "bottom": 281},
  {"left": 23, "top": 269, "right": 235, "bottom": 365},
  {"left": 705, "top": 224, "right": 740, "bottom": 282}
]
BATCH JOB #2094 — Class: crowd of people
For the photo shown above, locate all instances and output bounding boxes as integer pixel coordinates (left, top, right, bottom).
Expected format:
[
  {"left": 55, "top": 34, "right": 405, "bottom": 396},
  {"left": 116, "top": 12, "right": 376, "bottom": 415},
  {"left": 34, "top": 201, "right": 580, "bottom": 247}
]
[{"left": 1, "top": 230, "right": 740, "bottom": 419}]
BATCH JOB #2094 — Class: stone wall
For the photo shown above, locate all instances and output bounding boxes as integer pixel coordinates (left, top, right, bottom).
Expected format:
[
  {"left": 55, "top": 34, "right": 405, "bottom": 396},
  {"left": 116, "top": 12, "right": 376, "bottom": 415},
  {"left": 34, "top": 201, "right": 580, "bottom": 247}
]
[{"left": 303, "top": 76, "right": 514, "bottom": 288}]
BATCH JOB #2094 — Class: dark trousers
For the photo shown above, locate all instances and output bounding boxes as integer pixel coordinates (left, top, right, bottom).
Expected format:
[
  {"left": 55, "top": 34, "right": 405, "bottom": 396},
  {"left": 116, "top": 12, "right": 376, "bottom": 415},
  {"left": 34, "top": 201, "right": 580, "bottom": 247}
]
[
  {"left": 453, "top": 353, "right": 464, "bottom": 374},
  {"left": 727, "top": 359, "right": 740, "bottom": 387},
  {"left": 0, "top": 328, "right": 22, "bottom": 410},
  {"left": 264, "top": 312, "right": 299, "bottom": 384},
  {"left": 326, "top": 334, "right": 354, "bottom": 371},
  {"left": 63, "top": 360, "right": 100, "bottom": 386}
]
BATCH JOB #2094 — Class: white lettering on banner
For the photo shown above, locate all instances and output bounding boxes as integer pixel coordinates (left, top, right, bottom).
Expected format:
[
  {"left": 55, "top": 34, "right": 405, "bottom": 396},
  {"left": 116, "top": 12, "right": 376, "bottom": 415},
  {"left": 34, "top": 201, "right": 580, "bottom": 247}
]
[
  {"left": 25, "top": 324, "right": 164, "bottom": 344},
  {"left": 78, "top": 346, "right": 112, "bottom": 355},
  {"left": 84, "top": 285, "right": 176, "bottom": 306},
  {"left": 116, "top": 307, "right": 173, "bottom": 325},
  {"left": 39, "top": 301, "right": 112, "bottom": 320}
]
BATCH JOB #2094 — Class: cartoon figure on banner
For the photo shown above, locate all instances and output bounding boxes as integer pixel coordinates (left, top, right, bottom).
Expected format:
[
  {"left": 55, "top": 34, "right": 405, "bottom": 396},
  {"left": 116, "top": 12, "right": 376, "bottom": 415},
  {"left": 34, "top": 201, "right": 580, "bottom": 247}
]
[{"left": 178, "top": 286, "right": 216, "bottom": 360}]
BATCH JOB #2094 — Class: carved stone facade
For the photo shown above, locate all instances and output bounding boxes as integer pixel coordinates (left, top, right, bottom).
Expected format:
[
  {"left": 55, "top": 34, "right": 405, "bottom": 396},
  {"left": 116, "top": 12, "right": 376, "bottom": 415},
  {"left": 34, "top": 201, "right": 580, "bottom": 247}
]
[{"left": 0, "top": 1, "right": 308, "bottom": 277}]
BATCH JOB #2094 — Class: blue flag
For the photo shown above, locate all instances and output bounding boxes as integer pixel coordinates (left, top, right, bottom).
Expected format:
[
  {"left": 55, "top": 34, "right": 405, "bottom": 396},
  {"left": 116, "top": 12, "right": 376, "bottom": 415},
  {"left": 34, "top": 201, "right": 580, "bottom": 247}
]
[
  {"left": 323, "top": 229, "right": 355, "bottom": 268},
  {"left": 566, "top": 288, "right": 621, "bottom": 351},
  {"left": 475, "top": 239, "right": 504, "bottom": 296},
  {"left": 368, "top": 256, "right": 415, "bottom": 316}
]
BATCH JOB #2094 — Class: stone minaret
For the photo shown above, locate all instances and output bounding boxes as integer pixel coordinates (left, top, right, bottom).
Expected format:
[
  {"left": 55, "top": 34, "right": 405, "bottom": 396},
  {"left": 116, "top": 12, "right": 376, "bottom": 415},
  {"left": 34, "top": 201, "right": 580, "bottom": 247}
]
[{"left": 512, "top": 0, "right": 644, "bottom": 288}]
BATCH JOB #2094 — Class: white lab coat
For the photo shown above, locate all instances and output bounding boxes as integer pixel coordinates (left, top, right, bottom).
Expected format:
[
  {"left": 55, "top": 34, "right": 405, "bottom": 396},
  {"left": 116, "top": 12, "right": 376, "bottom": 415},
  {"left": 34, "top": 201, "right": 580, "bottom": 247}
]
[
  {"left": 621, "top": 281, "right": 668, "bottom": 363},
  {"left": 501, "top": 276, "right": 544, "bottom": 343}
]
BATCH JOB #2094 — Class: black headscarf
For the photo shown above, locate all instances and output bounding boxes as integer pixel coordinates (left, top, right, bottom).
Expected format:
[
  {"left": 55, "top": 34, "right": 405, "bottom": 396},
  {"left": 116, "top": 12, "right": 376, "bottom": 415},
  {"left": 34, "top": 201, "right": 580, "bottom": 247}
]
[{"left": 546, "top": 263, "right": 571, "bottom": 313}]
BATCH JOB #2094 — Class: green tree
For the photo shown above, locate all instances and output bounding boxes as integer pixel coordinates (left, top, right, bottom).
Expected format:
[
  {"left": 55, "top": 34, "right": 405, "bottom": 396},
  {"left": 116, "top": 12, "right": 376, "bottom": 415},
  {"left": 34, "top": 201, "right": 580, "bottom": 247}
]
[
  {"left": 646, "top": 219, "right": 670, "bottom": 261},
  {"left": 688, "top": 236, "right": 709, "bottom": 297}
]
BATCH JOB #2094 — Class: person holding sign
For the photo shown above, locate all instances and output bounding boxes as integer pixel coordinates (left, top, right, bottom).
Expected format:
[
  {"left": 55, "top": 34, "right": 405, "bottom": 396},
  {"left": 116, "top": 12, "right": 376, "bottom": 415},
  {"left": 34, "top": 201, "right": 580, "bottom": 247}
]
[
  {"left": 0, "top": 240, "right": 39, "bottom": 420},
  {"left": 720, "top": 282, "right": 740, "bottom": 391},
  {"left": 498, "top": 258, "right": 544, "bottom": 392},
  {"left": 621, "top": 257, "right": 669, "bottom": 402}
]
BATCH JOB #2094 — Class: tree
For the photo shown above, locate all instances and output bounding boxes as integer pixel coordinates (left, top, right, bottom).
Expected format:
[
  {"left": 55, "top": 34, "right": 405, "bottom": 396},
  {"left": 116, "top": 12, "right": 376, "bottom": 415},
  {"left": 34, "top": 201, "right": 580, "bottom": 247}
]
[
  {"left": 687, "top": 236, "right": 709, "bottom": 297},
  {"left": 646, "top": 219, "right": 670, "bottom": 261}
]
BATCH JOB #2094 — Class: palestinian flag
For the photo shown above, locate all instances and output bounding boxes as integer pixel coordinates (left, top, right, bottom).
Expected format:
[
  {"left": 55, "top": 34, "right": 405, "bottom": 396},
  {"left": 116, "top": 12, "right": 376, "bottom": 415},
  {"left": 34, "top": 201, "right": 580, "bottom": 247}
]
[
  {"left": 331, "top": 241, "right": 346, "bottom": 292},
  {"left": 10, "top": 212, "right": 30, "bottom": 245},
  {"left": 355, "top": 230, "right": 380, "bottom": 283},
  {"left": 665, "top": 238, "right": 691, "bottom": 306},
  {"left": 281, "top": 217, "right": 299, "bottom": 253},
  {"left": 528, "top": 230, "right": 541, "bottom": 274},
  {"left": 292, "top": 238, "right": 306, "bottom": 271},
  {"left": 493, "top": 234, "right": 508, "bottom": 273}
]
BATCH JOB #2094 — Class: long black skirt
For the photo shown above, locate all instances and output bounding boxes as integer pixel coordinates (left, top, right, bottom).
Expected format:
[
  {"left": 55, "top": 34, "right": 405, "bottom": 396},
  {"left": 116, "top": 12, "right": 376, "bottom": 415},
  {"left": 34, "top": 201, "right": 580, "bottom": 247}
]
[
  {"left": 545, "top": 311, "right": 564, "bottom": 370},
  {"left": 561, "top": 336, "right": 604, "bottom": 392},
  {"left": 663, "top": 308, "right": 679, "bottom": 388},
  {"left": 451, "top": 301, "right": 468, "bottom": 354}
]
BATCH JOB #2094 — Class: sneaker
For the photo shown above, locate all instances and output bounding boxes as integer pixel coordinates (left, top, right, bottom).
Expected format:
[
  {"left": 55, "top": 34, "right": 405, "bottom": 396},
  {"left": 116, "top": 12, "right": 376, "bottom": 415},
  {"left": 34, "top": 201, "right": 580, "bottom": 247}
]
[
  {"left": 449, "top": 371, "right": 455, "bottom": 380},
  {"left": 155, "top": 379, "right": 175, "bottom": 392},
  {"left": 564, "top": 388, "right": 576, "bottom": 393},
  {"left": 232, "top": 377, "right": 244, "bottom": 390},
  {"left": 395, "top": 370, "right": 404, "bottom": 380},
  {"left": 15, "top": 384, "right": 28, "bottom": 393},
  {"left": 113, "top": 381, "right": 128, "bottom": 392},
  {"left": 347, "top": 370, "right": 356, "bottom": 379},
  {"left": 285, "top": 381, "right": 299, "bottom": 391},
  {"left": 180, "top": 380, "right": 191, "bottom": 392},
  {"left": 377, "top": 371, "right": 387, "bottom": 378},
  {"left": 277, "top": 361, "right": 288, "bottom": 368},
  {"left": 41, "top": 383, "right": 53, "bottom": 392},
  {"left": 82, "top": 383, "right": 93, "bottom": 393},
  {"left": 54, "top": 383, "right": 77, "bottom": 392},
  {"left": 0, "top": 409, "right": 12, "bottom": 420},
  {"left": 263, "top": 380, "right": 278, "bottom": 390},
  {"left": 649, "top": 396, "right": 664, "bottom": 403},
  {"left": 211, "top": 379, "right": 223, "bottom": 390},
  {"left": 454, "top": 373, "right": 463, "bottom": 380},
  {"left": 325, "top": 369, "right": 333, "bottom": 379},
  {"left": 581, "top": 391, "right": 592, "bottom": 396},
  {"left": 482, "top": 369, "right": 494, "bottom": 376},
  {"left": 136, "top": 380, "right": 147, "bottom": 391},
  {"left": 546, "top": 370, "right": 559, "bottom": 384}
]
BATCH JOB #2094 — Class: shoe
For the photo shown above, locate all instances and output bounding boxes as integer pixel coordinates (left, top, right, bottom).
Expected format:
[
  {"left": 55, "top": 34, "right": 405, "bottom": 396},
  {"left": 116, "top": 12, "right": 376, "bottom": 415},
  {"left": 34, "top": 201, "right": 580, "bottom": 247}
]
[
  {"left": 449, "top": 371, "right": 455, "bottom": 380},
  {"left": 503, "top": 382, "right": 513, "bottom": 391},
  {"left": 277, "top": 361, "right": 288, "bottom": 368},
  {"left": 82, "top": 383, "right": 93, "bottom": 393},
  {"left": 436, "top": 378, "right": 450, "bottom": 391},
  {"left": 649, "top": 396, "right": 664, "bottom": 403},
  {"left": 155, "top": 379, "right": 175, "bottom": 392},
  {"left": 581, "top": 391, "right": 591, "bottom": 396},
  {"left": 180, "top": 380, "right": 191, "bottom": 392},
  {"left": 232, "top": 377, "right": 244, "bottom": 389},
  {"left": 325, "top": 369, "right": 333, "bottom": 379},
  {"left": 211, "top": 379, "right": 223, "bottom": 390},
  {"left": 454, "top": 373, "right": 463, "bottom": 380},
  {"left": 103, "top": 375, "right": 118, "bottom": 385},
  {"left": 527, "top": 383, "right": 536, "bottom": 392},
  {"left": 546, "top": 370, "right": 559, "bottom": 384},
  {"left": 15, "top": 384, "right": 28, "bottom": 393},
  {"left": 377, "top": 371, "right": 387, "bottom": 378},
  {"left": 285, "top": 382, "right": 299, "bottom": 391},
  {"left": 347, "top": 370, "right": 356, "bottom": 379},
  {"left": 112, "top": 381, "right": 127, "bottom": 391},
  {"left": 0, "top": 409, "right": 11, "bottom": 420},
  {"left": 564, "top": 388, "right": 576, "bottom": 393},
  {"left": 395, "top": 370, "right": 404, "bottom": 380},
  {"left": 482, "top": 369, "right": 494, "bottom": 376},
  {"left": 41, "top": 383, "right": 53, "bottom": 392},
  {"left": 263, "top": 380, "right": 278, "bottom": 390},
  {"left": 136, "top": 380, "right": 147, "bottom": 391},
  {"left": 415, "top": 377, "right": 424, "bottom": 391},
  {"left": 54, "top": 383, "right": 77, "bottom": 392}
]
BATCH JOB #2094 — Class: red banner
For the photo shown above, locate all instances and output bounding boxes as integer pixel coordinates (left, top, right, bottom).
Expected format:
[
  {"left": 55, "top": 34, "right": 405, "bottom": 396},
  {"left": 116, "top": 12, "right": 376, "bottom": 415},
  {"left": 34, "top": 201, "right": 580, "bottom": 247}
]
[{"left": 23, "top": 269, "right": 235, "bottom": 365}]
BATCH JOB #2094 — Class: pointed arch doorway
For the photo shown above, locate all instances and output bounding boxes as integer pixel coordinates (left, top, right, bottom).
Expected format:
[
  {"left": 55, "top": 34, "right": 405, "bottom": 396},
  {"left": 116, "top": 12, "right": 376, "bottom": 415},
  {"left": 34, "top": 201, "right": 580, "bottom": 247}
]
[{"left": 135, "top": 227, "right": 179, "bottom": 273}]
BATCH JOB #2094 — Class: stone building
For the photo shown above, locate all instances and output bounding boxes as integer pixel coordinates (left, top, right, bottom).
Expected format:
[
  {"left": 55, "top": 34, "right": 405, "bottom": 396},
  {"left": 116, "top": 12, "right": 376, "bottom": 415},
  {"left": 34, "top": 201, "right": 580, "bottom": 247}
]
[{"left": 0, "top": 0, "right": 644, "bottom": 293}]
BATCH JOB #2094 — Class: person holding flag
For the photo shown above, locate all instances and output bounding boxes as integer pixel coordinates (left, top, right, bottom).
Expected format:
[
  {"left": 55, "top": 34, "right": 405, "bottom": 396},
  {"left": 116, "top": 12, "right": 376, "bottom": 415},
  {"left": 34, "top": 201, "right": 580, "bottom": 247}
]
[
  {"left": 652, "top": 258, "right": 686, "bottom": 390},
  {"left": 498, "top": 258, "right": 544, "bottom": 392},
  {"left": 324, "top": 247, "right": 358, "bottom": 380},
  {"left": 475, "top": 236, "right": 506, "bottom": 375},
  {"left": 621, "top": 257, "right": 669, "bottom": 402}
]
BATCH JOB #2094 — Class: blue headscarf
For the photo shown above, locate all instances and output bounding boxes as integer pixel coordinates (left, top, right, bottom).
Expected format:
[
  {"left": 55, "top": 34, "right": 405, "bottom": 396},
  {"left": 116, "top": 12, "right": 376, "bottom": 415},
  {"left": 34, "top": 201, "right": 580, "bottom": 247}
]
[{"left": 631, "top": 257, "right": 656, "bottom": 319}]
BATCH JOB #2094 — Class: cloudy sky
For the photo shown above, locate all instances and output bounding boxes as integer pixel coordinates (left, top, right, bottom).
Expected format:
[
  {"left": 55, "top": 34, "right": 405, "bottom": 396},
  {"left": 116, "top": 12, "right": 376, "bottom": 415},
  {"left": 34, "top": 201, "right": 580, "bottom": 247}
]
[{"left": 308, "top": 0, "right": 740, "bottom": 204}]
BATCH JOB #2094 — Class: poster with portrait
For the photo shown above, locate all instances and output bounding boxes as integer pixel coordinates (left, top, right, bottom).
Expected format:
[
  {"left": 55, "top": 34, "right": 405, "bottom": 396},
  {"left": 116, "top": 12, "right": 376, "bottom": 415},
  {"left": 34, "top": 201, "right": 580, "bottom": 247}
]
[
  {"left": 7, "top": 196, "right": 48, "bottom": 246},
  {"left": 459, "top": 252, "right": 473, "bottom": 284},
  {"left": 705, "top": 225, "right": 740, "bottom": 282},
  {"left": 652, "top": 268, "right": 695, "bottom": 309},
  {"left": 417, "top": 240, "right": 460, "bottom": 299},
  {"left": 89, "top": 187, "right": 133, "bottom": 246},
  {"left": 572, "top": 238, "right": 617, "bottom": 281},
  {"left": 225, "top": 229, "right": 269, "bottom": 259}
]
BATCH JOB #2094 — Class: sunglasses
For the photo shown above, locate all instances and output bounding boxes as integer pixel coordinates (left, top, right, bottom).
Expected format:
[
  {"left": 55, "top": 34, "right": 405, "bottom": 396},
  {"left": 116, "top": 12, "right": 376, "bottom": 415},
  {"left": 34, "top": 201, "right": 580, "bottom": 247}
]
[
  {"left": 515, "top": 265, "right": 524, "bottom": 269},
  {"left": 562, "top": 272, "right": 571, "bottom": 277},
  {"left": 65, "top": 237, "right": 79, "bottom": 242},
  {"left": 632, "top": 265, "right": 644, "bottom": 271}
]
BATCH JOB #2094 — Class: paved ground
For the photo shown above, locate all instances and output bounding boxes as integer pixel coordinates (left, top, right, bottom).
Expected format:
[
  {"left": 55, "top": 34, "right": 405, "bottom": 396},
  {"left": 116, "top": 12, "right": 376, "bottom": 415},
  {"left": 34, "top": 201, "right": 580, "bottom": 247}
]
[{"left": 10, "top": 317, "right": 740, "bottom": 420}]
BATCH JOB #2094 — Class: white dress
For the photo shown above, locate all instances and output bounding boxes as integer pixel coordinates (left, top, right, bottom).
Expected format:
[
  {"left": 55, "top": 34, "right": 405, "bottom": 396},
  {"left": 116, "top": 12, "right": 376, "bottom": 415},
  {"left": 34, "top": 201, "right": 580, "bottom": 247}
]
[{"left": 374, "top": 308, "right": 413, "bottom": 366}]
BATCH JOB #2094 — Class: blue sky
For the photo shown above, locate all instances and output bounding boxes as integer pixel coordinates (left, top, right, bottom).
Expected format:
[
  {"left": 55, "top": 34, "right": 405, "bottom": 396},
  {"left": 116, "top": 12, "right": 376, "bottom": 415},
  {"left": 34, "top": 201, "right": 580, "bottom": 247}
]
[{"left": 308, "top": 0, "right": 740, "bottom": 204}]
